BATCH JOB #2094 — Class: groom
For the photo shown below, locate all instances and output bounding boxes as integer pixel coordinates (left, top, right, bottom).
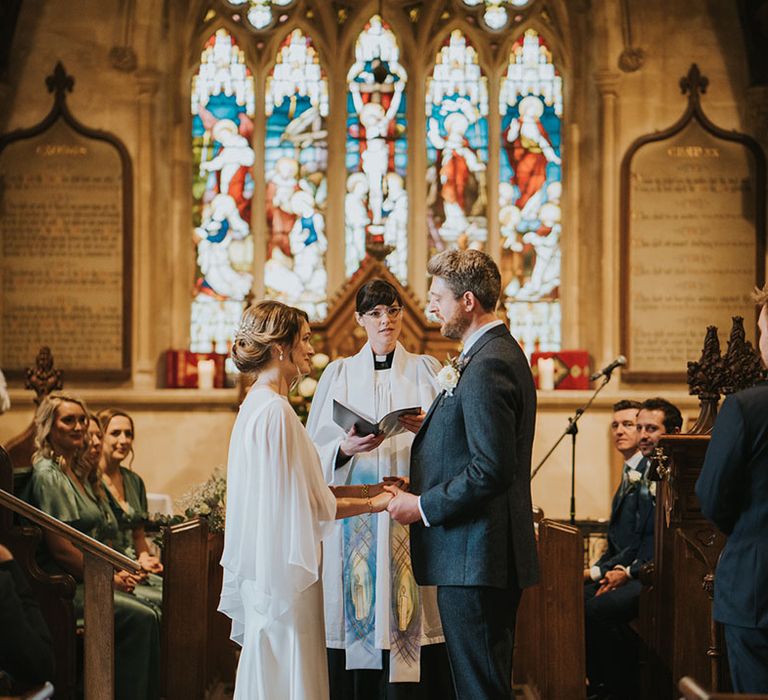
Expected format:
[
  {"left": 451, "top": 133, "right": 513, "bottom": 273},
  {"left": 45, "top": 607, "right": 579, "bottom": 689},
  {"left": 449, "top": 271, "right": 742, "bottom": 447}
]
[{"left": 387, "top": 249, "right": 539, "bottom": 699}]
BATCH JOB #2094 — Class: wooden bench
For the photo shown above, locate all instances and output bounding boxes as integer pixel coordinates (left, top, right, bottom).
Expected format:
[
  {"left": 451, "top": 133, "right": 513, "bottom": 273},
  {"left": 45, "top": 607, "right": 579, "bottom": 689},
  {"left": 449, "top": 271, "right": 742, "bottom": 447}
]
[
  {"left": 679, "top": 676, "right": 768, "bottom": 700},
  {"left": 513, "top": 518, "right": 585, "bottom": 700},
  {"left": 0, "top": 447, "right": 141, "bottom": 700},
  {"left": 160, "top": 519, "right": 237, "bottom": 698}
]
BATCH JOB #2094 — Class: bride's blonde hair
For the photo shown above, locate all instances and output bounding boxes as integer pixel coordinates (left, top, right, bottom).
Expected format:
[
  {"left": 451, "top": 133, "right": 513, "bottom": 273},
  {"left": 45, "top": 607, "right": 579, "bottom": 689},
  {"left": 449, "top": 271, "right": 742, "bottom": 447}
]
[{"left": 232, "top": 300, "right": 309, "bottom": 376}]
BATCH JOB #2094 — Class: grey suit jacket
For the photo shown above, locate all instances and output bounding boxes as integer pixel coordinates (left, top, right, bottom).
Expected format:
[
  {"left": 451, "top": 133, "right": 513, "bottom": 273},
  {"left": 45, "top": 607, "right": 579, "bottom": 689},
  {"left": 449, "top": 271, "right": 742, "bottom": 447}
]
[{"left": 409, "top": 324, "right": 539, "bottom": 589}]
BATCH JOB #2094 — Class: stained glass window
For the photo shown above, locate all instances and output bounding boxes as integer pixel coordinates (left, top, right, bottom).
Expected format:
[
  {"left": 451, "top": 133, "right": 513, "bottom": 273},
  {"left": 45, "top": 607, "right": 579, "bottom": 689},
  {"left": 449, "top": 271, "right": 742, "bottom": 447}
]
[
  {"left": 226, "top": 0, "right": 295, "bottom": 31},
  {"left": 190, "top": 28, "right": 256, "bottom": 353},
  {"left": 263, "top": 29, "right": 329, "bottom": 320},
  {"left": 499, "top": 28, "right": 562, "bottom": 356},
  {"left": 461, "top": 0, "right": 534, "bottom": 30},
  {"left": 426, "top": 30, "right": 488, "bottom": 259},
  {"left": 345, "top": 15, "right": 408, "bottom": 283}
]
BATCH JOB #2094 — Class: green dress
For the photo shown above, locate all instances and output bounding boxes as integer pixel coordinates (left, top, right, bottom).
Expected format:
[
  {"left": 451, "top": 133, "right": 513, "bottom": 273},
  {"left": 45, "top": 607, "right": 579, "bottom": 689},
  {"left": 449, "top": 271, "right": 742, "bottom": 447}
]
[
  {"left": 30, "top": 458, "right": 160, "bottom": 700},
  {"left": 103, "top": 467, "right": 164, "bottom": 609}
]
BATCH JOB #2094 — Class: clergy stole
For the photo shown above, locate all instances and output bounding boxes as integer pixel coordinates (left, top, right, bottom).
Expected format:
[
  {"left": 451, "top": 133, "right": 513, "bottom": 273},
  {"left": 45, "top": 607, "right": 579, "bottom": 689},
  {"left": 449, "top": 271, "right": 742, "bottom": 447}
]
[{"left": 339, "top": 349, "right": 424, "bottom": 681}]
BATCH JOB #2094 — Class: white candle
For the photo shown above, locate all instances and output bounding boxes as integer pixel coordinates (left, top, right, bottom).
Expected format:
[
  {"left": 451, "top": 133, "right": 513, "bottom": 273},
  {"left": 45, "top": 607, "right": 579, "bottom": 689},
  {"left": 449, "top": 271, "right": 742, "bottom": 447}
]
[
  {"left": 197, "top": 359, "right": 215, "bottom": 390},
  {"left": 537, "top": 357, "right": 555, "bottom": 391}
]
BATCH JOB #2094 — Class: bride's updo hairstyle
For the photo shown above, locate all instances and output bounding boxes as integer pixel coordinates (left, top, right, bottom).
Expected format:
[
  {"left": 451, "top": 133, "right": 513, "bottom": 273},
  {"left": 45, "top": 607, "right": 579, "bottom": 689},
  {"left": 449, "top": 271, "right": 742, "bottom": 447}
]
[{"left": 232, "top": 300, "right": 309, "bottom": 375}]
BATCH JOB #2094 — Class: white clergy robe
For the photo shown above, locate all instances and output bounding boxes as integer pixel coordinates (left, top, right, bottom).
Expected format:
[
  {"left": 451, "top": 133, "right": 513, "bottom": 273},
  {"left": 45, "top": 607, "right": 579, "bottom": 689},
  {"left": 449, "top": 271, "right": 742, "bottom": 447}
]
[{"left": 306, "top": 342, "right": 445, "bottom": 682}]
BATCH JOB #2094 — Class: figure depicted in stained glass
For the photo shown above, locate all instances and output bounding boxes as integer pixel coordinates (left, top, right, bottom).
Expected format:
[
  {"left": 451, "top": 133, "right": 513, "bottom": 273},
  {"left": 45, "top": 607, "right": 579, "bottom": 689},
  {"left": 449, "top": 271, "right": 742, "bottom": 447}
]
[
  {"left": 499, "top": 29, "right": 562, "bottom": 355},
  {"left": 345, "top": 15, "right": 408, "bottom": 282},
  {"left": 426, "top": 31, "right": 488, "bottom": 257},
  {"left": 263, "top": 29, "right": 329, "bottom": 320},
  {"left": 503, "top": 95, "right": 561, "bottom": 219},
  {"left": 190, "top": 29, "right": 256, "bottom": 353}
]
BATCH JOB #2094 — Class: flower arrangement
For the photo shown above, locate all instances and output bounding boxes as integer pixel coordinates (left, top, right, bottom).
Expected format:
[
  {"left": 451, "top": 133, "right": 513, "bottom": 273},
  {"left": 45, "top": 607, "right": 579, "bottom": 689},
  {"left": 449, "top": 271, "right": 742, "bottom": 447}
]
[
  {"left": 177, "top": 467, "right": 227, "bottom": 534},
  {"left": 288, "top": 349, "right": 330, "bottom": 424}
]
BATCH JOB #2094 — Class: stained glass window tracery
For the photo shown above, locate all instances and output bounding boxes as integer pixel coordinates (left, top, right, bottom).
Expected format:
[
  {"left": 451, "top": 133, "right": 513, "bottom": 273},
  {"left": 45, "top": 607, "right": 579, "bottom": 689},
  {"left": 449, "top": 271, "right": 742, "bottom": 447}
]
[
  {"left": 190, "top": 28, "right": 256, "bottom": 353},
  {"left": 344, "top": 15, "right": 409, "bottom": 283},
  {"left": 226, "top": 0, "right": 295, "bottom": 31},
  {"left": 426, "top": 29, "right": 489, "bottom": 259},
  {"left": 499, "top": 28, "right": 562, "bottom": 356},
  {"left": 461, "top": 0, "right": 534, "bottom": 30},
  {"left": 263, "top": 28, "right": 330, "bottom": 320}
]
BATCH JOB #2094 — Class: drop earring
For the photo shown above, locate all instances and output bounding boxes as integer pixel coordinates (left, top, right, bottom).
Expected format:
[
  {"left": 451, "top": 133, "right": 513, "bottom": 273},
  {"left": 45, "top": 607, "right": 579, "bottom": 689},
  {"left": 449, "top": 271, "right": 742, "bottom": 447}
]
[{"left": 279, "top": 351, "right": 285, "bottom": 361}]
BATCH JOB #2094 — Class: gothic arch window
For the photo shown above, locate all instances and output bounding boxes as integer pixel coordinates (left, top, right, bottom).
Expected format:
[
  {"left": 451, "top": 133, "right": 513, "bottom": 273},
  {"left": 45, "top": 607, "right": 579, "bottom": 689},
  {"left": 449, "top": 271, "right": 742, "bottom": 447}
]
[
  {"left": 263, "top": 28, "right": 329, "bottom": 320},
  {"left": 426, "top": 28, "right": 489, "bottom": 260},
  {"left": 344, "top": 14, "right": 409, "bottom": 284},
  {"left": 190, "top": 27, "right": 256, "bottom": 353},
  {"left": 499, "top": 27, "right": 562, "bottom": 356}
]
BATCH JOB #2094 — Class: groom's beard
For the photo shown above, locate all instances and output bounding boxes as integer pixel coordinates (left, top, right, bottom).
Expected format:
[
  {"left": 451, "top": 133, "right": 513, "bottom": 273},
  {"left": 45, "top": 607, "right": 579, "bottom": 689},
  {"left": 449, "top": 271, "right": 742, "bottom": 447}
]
[{"left": 441, "top": 307, "right": 470, "bottom": 340}]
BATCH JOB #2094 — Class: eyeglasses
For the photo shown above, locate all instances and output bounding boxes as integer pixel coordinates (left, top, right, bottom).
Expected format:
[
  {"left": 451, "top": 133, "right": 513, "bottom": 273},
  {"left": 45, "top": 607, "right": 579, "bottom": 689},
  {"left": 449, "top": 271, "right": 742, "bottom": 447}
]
[{"left": 363, "top": 306, "right": 403, "bottom": 320}]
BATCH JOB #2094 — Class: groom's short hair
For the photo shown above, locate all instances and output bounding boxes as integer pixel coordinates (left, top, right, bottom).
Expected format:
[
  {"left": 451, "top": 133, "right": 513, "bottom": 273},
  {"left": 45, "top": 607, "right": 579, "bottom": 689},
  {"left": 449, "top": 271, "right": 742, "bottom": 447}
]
[{"left": 427, "top": 249, "right": 501, "bottom": 312}]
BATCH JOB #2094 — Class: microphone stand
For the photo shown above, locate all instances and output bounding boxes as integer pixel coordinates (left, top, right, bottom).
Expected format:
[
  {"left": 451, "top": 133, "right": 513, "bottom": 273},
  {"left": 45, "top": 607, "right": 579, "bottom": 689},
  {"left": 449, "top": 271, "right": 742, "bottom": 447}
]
[{"left": 530, "top": 373, "right": 614, "bottom": 525}]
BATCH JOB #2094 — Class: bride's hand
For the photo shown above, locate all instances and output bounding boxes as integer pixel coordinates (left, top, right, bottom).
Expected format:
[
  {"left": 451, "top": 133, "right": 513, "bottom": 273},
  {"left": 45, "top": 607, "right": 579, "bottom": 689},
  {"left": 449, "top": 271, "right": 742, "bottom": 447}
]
[{"left": 369, "top": 491, "right": 393, "bottom": 513}]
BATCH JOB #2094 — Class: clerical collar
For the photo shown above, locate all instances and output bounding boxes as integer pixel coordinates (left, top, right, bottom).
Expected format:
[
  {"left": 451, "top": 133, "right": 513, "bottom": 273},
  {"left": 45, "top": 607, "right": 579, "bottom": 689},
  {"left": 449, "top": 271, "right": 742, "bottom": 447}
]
[{"left": 373, "top": 349, "right": 395, "bottom": 370}]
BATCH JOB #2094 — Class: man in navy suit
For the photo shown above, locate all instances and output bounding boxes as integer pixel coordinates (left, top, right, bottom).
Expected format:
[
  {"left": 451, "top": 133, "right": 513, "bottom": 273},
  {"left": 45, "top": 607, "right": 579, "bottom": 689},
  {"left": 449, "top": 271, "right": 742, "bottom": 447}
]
[
  {"left": 386, "top": 249, "right": 538, "bottom": 700},
  {"left": 585, "top": 397, "right": 682, "bottom": 699},
  {"left": 696, "top": 284, "right": 768, "bottom": 693}
]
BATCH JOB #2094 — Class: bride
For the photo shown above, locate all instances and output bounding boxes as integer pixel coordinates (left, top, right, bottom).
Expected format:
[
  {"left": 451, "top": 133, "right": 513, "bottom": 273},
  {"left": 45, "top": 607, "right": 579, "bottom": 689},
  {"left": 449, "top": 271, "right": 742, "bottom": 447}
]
[{"left": 219, "top": 300, "right": 395, "bottom": 700}]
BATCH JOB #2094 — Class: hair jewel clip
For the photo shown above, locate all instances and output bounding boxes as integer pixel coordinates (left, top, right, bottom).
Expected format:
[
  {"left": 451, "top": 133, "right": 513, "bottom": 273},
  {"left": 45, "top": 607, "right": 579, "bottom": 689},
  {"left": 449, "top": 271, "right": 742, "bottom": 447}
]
[{"left": 235, "top": 316, "right": 258, "bottom": 336}]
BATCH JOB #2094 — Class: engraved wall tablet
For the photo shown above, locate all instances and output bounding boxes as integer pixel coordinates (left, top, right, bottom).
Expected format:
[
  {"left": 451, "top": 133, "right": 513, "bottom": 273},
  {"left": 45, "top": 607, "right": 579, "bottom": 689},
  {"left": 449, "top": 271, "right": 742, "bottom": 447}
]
[
  {"left": 0, "top": 63, "right": 132, "bottom": 379},
  {"left": 620, "top": 64, "right": 766, "bottom": 381}
]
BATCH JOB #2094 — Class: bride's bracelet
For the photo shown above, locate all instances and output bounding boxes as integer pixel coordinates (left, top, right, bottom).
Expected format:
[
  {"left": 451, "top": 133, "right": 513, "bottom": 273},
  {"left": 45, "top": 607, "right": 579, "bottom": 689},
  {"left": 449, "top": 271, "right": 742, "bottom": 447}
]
[
  {"left": 361, "top": 484, "right": 369, "bottom": 499},
  {"left": 366, "top": 497, "right": 374, "bottom": 513}
]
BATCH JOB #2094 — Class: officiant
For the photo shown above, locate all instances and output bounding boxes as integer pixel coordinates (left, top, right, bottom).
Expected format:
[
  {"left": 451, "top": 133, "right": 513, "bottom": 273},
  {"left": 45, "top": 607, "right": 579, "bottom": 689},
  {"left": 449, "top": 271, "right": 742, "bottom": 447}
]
[{"left": 306, "top": 278, "right": 453, "bottom": 700}]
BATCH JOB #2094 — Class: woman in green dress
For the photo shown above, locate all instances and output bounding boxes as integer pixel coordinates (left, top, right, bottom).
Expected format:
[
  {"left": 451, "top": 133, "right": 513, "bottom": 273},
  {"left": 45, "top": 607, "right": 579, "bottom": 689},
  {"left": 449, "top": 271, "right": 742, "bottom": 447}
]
[
  {"left": 97, "top": 408, "right": 163, "bottom": 609},
  {"left": 30, "top": 394, "right": 160, "bottom": 700}
]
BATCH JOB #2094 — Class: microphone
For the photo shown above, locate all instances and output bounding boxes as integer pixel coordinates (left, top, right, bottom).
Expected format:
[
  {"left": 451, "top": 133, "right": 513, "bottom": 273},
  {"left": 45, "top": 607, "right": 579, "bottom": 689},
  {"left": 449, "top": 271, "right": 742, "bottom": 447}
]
[{"left": 590, "top": 355, "right": 627, "bottom": 381}]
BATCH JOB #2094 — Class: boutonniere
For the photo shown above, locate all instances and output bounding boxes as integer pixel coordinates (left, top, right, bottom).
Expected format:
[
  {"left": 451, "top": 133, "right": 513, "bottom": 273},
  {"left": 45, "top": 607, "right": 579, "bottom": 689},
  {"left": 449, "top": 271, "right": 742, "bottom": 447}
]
[
  {"left": 437, "top": 355, "right": 464, "bottom": 396},
  {"left": 627, "top": 469, "right": 642, "bottom": 485},
  {"left": 649, "top": 481, "right": 657, "bottom": 498}
]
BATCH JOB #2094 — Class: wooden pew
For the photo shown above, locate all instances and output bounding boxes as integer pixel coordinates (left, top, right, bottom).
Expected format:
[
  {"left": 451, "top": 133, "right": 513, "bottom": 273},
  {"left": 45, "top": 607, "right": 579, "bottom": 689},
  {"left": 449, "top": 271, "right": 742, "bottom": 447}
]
[
  {"left": 0, "top": 446, "right": 141, "bottom": 700},
  {"left": 679, "top": 676, "right": 768, "bottom": 700},
  {"left": 641, "top": 435, "right": 728, "bottom": 699},
  {"left": 160, "top": 518, "right": 237, "bottom": 699},
  {"left": 514, "top": 519, "right": 585, "bottom": 700}
]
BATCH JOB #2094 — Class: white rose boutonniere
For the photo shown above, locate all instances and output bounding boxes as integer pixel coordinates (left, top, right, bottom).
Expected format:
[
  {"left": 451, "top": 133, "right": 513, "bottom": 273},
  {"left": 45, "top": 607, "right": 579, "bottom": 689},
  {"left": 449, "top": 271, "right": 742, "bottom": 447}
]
[
  {"left": 437, "top": 356, "right": 462, "bottom": 396},
  {"left": 649, "top": 481, "right": 657, "bottom": 497},
  {"left": 627, "top": 469, "right": 642, "bottom": 485}
]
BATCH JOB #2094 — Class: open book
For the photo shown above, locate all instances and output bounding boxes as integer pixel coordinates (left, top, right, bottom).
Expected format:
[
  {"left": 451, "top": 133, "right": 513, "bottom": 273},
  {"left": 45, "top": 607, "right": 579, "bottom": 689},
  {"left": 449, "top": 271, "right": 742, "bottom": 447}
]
[{"left": 332, "top": 399, "right": 420, "bottom": 439}]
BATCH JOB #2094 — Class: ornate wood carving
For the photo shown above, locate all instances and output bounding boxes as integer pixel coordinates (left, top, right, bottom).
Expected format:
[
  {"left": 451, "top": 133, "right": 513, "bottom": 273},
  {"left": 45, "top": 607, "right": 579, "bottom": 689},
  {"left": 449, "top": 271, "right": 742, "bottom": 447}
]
[
  {"left": 686, "top": 327, "right": 726, "bottom": 435},
  {"left": 720, "top": 316, "right": 767, "bottom": 395}
]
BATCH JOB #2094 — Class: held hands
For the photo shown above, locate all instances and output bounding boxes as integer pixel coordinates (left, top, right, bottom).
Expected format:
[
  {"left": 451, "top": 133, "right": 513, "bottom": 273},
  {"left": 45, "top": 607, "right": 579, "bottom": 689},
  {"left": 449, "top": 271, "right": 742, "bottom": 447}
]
[
  {"left": 339, "top": 425, "right": 386, "bottom": 458},
  {"left": 383, "top": 482, "right": 421, "bottom": 525},
  {"left": 138, "top": 551, "right": 163, "bottom": 575},
  {"left": 113, "top": 569, "right": 141, "bottom": 593},
  {"left": 595, "top": 567, "right": 630, "bottom": 596},
  {"left": 398, "top": 410, "right": 426, "bottom": 435}
]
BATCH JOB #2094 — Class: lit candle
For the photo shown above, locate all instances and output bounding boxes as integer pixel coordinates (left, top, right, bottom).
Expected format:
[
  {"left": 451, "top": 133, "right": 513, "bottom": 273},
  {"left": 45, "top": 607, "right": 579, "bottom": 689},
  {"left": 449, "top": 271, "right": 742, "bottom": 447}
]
[
  {"left": 537, "top": 357, "right": 555, "bottom": 391},
  {"left": 197, "top": 359, "right": 215, "bottom": 390}
]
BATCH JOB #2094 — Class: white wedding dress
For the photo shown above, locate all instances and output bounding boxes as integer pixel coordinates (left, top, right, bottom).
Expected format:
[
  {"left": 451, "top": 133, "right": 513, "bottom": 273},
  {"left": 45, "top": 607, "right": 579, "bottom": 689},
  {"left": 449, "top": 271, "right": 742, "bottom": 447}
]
[{"left": 219, "top": 386, "right": 337, "bottom": 700}]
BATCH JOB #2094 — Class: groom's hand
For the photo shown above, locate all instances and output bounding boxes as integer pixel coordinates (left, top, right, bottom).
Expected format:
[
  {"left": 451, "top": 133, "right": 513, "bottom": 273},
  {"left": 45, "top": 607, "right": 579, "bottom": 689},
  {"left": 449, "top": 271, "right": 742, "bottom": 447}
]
[{"left": 385, "top": 485, "right": 421, "bottom": 524}]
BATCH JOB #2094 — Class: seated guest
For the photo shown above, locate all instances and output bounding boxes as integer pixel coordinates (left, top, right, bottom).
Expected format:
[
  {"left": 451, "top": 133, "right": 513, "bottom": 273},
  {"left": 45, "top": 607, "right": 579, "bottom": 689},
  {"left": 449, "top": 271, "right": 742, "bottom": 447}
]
[
  {"left": 98, "top": 409, "right": 163, "bottom": 609},
  {"left": 85, "top": 414, "right": 103, "bottom": 471},
  {"left": 29, "top": 394, "right": 160, "bottom": 700},
  {"left": 0, "top": 543, "right": 55, "bottom": 694},
  {"left": 585, "top": 397, "right": 682, "bottom": 700}
]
